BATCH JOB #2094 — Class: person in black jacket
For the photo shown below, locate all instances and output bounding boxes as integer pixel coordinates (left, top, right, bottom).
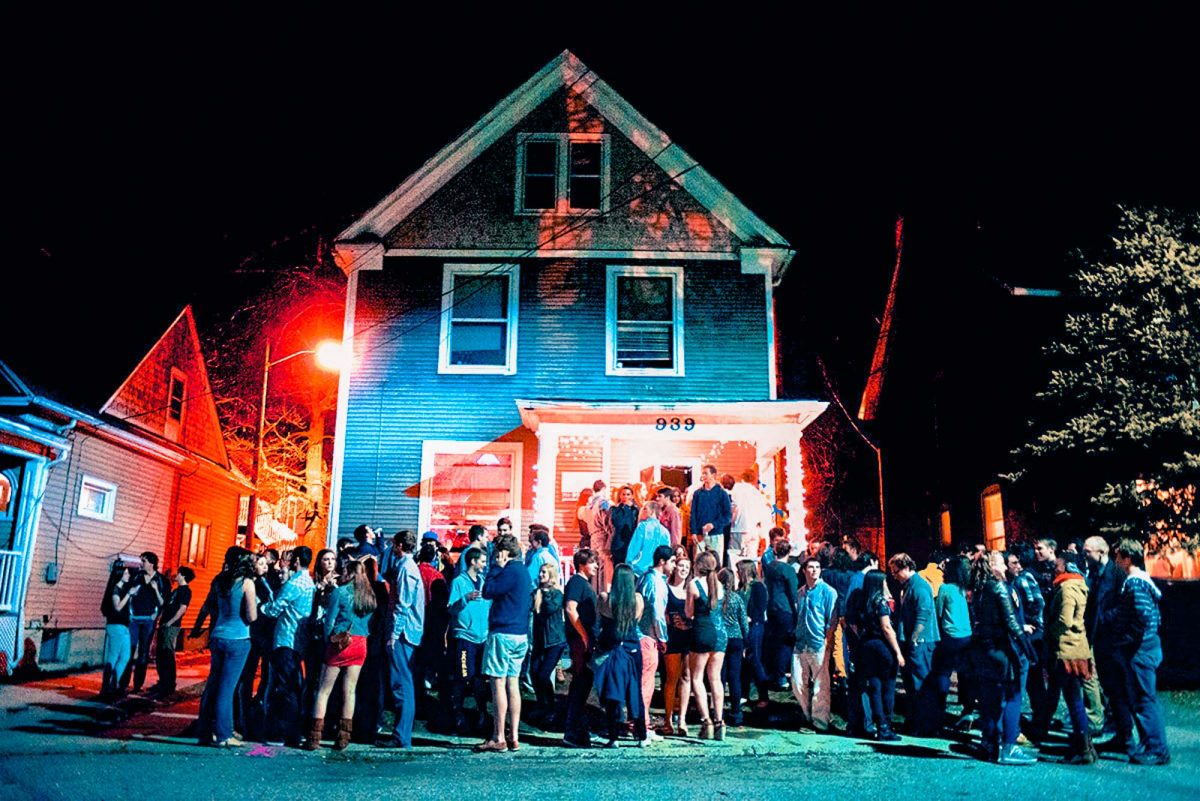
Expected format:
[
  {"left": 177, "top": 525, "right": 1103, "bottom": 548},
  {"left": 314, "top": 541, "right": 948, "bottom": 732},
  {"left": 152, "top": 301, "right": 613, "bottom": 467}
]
[
  {"left": 970, "top": 551, "right": 1037, "bottom": 766},
  {"left": 763, "top": 537, "right": 799, "bottom": 689},
  {"left": 609, "top": 486, "right": 640, "bottom": 567},
  {"left": 1083, "top": 535, "right": 1123, "bottom": 737}
]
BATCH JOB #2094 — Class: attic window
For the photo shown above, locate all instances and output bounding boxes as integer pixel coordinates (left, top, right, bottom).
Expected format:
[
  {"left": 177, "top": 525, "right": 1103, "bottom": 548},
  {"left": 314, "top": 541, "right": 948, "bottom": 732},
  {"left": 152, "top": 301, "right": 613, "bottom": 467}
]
[
  {"left": 515, "top": 133, "right": 609, "bottom": 215},
  {"left": 165, "top": 367, "right": 186, "bottom": 442}
]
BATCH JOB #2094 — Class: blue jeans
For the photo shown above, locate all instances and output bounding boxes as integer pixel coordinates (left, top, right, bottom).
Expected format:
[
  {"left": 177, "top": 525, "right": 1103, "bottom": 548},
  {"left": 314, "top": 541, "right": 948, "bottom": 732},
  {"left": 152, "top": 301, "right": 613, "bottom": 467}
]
[
  {"left": 102, "top": 624, "right": 131, "bottom": 697},
  {"left": 978, "top": 650, "right": 1026, "bottom": 754},
  {"left": 925, "top": 636, "right": 970, "bottom": 733},
  {"left": 1114, "top": 647, "right": 1169, "bottom": 759},
  {"left": 199, "top": 636, "right": 252, "bottom": 742},
  {"left": 388, "top": 639, "right": 417, "bottom": 747},
  {"left": 126, "top": 616, "right": 157, "bottom": 691},
  {"left": 901, "top": 640, "right": 935, "bottom": 729},
  {"left": 265, "top": 647, "right": 303, "bottom": 745}
]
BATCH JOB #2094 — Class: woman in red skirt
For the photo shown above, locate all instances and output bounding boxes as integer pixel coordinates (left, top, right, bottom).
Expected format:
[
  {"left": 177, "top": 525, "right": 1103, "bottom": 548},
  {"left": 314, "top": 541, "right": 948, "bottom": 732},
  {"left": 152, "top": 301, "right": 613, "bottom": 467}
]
[{"left": 305, "top": 559, "right": 377, "bottom": 750}]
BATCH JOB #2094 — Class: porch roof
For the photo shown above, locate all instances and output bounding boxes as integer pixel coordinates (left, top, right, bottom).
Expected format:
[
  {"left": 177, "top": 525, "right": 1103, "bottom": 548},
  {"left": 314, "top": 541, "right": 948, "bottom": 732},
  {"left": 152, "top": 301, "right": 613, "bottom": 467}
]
[{"left": 514, "top": 399, "right": 827, "bottom": 432}]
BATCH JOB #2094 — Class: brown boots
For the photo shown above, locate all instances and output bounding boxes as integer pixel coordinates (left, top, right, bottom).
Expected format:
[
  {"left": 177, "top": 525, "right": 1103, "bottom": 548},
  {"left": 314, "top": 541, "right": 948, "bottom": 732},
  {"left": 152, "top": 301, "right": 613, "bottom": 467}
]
[
  {"left": 333, "top": 718, "right": 353, "bottom": 751},
  {"left": 303, "top": 717, "right": 324, "bottom": 751}
]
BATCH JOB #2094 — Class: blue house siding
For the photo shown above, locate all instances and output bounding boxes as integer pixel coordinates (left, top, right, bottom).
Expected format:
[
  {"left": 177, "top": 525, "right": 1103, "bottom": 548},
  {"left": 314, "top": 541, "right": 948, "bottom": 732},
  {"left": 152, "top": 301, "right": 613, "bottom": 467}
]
[{"left": 335, "top": 257, "right": 770, "bottom": 536}]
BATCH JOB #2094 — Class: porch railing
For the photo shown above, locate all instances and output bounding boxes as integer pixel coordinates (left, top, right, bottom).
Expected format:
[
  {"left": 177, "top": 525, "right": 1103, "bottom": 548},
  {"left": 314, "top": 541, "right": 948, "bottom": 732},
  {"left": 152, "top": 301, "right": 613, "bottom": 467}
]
[{"left": 0, "top": 549, "right": 23, "bottom": 613}]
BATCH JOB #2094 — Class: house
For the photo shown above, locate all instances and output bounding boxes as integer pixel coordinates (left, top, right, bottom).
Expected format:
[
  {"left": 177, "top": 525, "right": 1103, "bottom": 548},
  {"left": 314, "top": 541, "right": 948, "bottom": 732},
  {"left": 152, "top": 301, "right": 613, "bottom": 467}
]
[
  {"left": 326, "top": 51, "right": 827, "bottom": 550},
  {"left": 0, "top": 306, "right": 251, "bottom": 672}
]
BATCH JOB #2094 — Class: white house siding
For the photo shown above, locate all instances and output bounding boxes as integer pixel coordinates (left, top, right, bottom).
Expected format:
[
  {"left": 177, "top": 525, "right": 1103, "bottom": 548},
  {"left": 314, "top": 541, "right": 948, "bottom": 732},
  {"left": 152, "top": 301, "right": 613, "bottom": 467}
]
[{"left": 24, "top": 431, "right": 177, "bottom": 667}]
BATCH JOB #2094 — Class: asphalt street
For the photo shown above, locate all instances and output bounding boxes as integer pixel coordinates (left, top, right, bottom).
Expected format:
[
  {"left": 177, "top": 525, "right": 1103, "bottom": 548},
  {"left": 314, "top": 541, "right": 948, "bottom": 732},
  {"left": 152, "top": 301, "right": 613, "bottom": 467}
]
[{"left": 1, "top": 659, "right": 1196, "bottom": 801}]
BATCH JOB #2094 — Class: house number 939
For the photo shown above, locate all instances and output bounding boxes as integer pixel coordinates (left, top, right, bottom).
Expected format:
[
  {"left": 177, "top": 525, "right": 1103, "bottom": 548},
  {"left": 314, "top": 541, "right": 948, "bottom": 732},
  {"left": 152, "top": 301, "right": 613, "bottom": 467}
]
[{"left": 655, "top": 417, "right": 696, "bottom": 431}]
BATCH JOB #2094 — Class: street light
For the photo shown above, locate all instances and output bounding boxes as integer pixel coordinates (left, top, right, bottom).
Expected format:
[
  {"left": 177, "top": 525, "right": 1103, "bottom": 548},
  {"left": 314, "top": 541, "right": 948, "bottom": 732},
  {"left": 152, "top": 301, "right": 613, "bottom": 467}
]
[{"left": 246, "top": 339, "right": 344, "bottom": 549}]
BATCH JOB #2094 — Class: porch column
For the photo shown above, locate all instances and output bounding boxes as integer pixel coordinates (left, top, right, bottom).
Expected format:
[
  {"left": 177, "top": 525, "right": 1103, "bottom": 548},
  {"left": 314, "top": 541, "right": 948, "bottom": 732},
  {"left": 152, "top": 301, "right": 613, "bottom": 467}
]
[
  {"left": 784, "top": 439, "right": 808, "bottom": 553},
  {"left": 534, "top": 427, "right": 559, "bottom": 529}
]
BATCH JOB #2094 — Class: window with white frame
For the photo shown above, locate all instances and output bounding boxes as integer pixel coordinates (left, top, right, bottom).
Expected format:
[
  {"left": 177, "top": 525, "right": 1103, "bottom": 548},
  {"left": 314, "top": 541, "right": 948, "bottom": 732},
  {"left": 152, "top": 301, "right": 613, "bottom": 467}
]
[
  {"left": 606, "top": 265, "right": 685, "bottom": 375},
  {"left": 180, "top": 514, "right": 210, "bottom": 566},
  {"left": 77, "top": 475, "right": 117, "bottom": 522},
  {"left": 439, "top": 263, "right": 520, "bottom": 374},
  {"left": 419, "top": 441, "right": 522, "bottom": 541},
  {"left": 515, "top": 133, "right": 609, "bottom": 214}
]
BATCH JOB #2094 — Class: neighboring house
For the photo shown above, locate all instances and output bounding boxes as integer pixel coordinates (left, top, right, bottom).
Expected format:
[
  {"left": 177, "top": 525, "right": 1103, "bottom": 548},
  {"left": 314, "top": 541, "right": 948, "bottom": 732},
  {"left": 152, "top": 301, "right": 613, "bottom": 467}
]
[
  {"left": 0, "top": 306, "right": 251, "bottom": 672},
  {"left": 326, "top": 51, "right": 826, "bottom": 549}
]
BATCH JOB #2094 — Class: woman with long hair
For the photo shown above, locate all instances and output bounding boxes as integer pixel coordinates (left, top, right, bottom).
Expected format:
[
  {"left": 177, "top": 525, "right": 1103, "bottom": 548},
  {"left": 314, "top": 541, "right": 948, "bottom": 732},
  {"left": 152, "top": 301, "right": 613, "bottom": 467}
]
[
  {"left": 848, "top": 568, "right": 903, "bottom": 741},
  {"left": 686, "top": 550, "right": 727, "bottom": 740},
  {"left": 531, "top": 561, "right": 567, "bottom": 723},
  {"left": 196, "top": 552, "right": 258, "bottom": 747},
  {"left": 970, "top": 551, "right": 1037, "bottom": 765},
  {"left": 592, "top": 563, "right": 647, "bottom": 746},
  {"left": 235, "top": 552, "right": 274, "bottom": 739},
  {"left": 928, "top": 555, "right": 973, "bottom": 735},
  {"left": 576, "top": 488, "right": 593, "bottom": 549},
  {"left": 304, "top": 548, "right": 338, "bottom": 717},
  {"left": 737, "top": 559, "right": 771, "bottom": 710},
  {"left": 100, "top": 564, "right": 134, "bottom": 700},
  {"left": 661, "top": 554, "right": 693, "bottom": 734},
  {"left": 719, "top": 567, "right": 749, "bottom": 726},
  {"left": 306, "top": 558, "right": 378, "bottom": 750}
]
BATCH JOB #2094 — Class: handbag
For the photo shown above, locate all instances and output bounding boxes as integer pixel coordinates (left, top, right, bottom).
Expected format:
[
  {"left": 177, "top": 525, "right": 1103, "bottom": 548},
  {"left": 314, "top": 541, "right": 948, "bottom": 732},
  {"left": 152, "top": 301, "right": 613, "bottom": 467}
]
[{"left": 330, "top": 629, "right": 353, "bottom": 653}]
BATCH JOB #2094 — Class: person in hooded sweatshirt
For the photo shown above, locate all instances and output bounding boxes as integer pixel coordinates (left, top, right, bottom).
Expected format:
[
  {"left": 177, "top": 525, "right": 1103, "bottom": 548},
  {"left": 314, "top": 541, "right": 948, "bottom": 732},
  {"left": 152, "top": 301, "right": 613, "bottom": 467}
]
[{"left": 1107, "top": 538, "right": 1170, "bottom": 766}]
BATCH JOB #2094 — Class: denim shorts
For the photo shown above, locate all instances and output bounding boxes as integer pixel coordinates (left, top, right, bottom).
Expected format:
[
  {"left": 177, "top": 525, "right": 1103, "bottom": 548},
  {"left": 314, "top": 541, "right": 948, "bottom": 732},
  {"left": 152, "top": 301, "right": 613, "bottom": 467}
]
[{"left": 483, "top": 633, "right": 529, "bottom": 678}]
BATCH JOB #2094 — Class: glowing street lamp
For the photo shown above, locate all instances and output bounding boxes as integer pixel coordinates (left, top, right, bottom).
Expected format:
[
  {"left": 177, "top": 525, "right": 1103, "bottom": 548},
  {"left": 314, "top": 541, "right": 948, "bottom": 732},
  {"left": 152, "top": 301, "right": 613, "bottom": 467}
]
[{"left": 246, "top": 339, "right": 343, "bottom": 548}]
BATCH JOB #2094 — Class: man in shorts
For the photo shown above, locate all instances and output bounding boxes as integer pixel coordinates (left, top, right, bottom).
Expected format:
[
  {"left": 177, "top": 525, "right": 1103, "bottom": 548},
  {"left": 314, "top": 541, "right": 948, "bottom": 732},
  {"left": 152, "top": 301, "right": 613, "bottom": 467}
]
[{"left": 477, "top": 534, "right": 533, "bottom": 752}]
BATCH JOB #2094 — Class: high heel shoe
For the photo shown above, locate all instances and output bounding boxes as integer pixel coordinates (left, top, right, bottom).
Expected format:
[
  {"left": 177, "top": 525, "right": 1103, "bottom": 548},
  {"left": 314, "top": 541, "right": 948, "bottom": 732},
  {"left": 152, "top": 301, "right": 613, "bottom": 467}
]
[
  {"left": 699, "top": 719, "right": 714, "bottom": 740},
  {"left": 713, "top": 720, "right": 725, "bottom": 741}
]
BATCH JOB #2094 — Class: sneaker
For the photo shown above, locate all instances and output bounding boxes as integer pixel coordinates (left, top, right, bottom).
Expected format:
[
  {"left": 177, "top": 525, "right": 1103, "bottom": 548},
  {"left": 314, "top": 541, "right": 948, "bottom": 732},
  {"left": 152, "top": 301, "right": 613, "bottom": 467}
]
[
  {"left": 874, "top": 729, "right": 902, "bottom": 743},
  {"left": 1130, "top": 751, "right": 1171, "bottom": 766},
  {"left": 264, "top": 740, "right": 285, "bottom": 748},
  {"left": 214, "top": 737, "right": 245, "bottom": 748},
  {"left": 997, "top": 744, "right": 1038, "bottom": 766},
  {"left": 562, "top": 736, "right": 591, "bottom": 749},
  {"left": 644, "top": 729, "right": 663, "bottom": 742}
]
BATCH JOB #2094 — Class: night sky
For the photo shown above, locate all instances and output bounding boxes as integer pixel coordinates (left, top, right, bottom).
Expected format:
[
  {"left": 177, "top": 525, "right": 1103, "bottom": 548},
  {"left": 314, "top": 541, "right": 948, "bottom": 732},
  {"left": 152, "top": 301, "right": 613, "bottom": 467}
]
[{"left": 5, "top": 8, "right": 1198, "bottom": 405}]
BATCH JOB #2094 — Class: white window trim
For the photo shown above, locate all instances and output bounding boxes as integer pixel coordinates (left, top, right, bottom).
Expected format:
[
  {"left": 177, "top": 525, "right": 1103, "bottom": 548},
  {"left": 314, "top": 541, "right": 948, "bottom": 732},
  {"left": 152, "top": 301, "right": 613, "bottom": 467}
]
[
  {"left": 513, "top": 132, "right": 610, "bottom": 216},
  {"left": 605, "top": 264, "right": 685, "bottom": 377},
  {"left": 181, "top": 513, "right": 212, "bottom": 566},
  {"left": 167, "top": 367, "right": 187, "bottom": 422},
  {"left": 418, "top": 440, "right": 523, "bottom": 536},
  {"left": 77, "top": 475, "right": 118, "bottom": 523},
  {"left": 438, "top": 263, "right": 520, "bottom": 375}
]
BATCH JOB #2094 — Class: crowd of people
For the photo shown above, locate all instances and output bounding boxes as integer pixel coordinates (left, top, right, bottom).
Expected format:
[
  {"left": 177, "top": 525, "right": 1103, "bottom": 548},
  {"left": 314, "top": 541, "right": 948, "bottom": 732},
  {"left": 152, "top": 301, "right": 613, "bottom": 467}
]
[{"left": 97, "top": 466, "right": 1172, "bottom": 767}]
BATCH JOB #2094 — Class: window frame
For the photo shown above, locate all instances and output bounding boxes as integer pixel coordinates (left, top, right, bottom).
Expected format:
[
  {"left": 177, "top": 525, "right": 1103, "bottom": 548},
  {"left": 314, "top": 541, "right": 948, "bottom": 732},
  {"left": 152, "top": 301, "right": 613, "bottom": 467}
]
[
  {"left": 165, "top": 367, "right": 187, "bottom": 441},
  {"left": 605, "top": 264, "right": 686, "bottom": 377},
  {"left": 180, "top": 513, "right": 211, "bottom": 567},
  {"left": 438, "top": 263, "right": 520, "bottom": 375},
  {"left": 980, "top": 484, "right": 1006, "bottom": 552},
  {"left": 77, "top": 475, "right": 118, "bottom": 523},
  {"left": 418, "top": 440, "right": 523, "bottom": 537},
  {"left": 513, "top": 132, "right": 610, "bottom": 216}
]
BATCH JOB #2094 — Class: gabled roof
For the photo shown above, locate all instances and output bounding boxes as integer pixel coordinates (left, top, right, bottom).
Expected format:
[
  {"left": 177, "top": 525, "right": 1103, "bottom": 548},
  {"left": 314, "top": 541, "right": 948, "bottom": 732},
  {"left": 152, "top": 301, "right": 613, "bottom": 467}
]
[
  {"left": 100, "top": 305, "right": 231, "bottom": 468},
  {"left": 337, "top": 50, "right": 788, "bottom": 257},
  {"left": 0, "top": 360, "right": 33, "bottom": 401}
]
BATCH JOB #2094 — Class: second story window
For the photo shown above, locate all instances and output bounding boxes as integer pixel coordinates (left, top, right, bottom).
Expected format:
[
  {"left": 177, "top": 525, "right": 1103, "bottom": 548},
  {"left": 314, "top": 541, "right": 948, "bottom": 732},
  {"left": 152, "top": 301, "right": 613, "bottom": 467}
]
[
  {"left": 606, "top": 265, "right": 685, "bottom": 376},
  {"left": 439, "top": 264, "right": 520, "bottom": 375},
  {"left": 515, "top": 133, "right": 609, "bottom": 215}
]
